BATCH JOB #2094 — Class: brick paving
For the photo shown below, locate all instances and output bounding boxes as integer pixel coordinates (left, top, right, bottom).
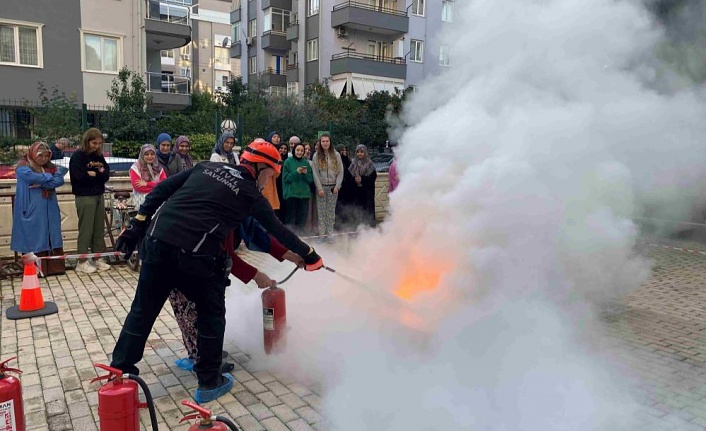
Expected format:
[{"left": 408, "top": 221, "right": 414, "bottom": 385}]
[{"left": 1, "top": 240, "right": 706, "bottom": 430}]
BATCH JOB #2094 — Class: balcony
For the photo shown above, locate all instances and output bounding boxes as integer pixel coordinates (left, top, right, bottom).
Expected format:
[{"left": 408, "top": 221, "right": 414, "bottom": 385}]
[
  {"left": 260, "top": 68, "right": 287, "bottom": 87},
  {"left": 262, "top": 0, "right": 292, "bottom": 10},
  {"left": 330, "top": 51, "right": 406, "bottom": 80},
  {"left": 230, "top": 8, "right": 241, "bottom": 23},
  {"left": 286, "top": 63, "right": 298, "bottom": 82},
  {"left": 286, "top": 18, "right": 298, "bottom": 41},
  {"left": 145, "top": 0, "right": 192, "bottom": 50},
  {"left": 331, "top": 1, "right": 408, "bottom": 36},
  {"left": 146, "top": 72, "right": 191, "bottom": 109},
  {"left": 261, "top": 30, "right": 288, "bottom": 51},
  {"left": 231, "top": 42, "right": 242, "bottom": 58}
]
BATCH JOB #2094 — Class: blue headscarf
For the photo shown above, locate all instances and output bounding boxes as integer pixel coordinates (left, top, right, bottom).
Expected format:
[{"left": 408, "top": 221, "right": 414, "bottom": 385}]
[
  {"left": 266, "top": 131, "right": 280, "bottom": 144},
  {"left": 213, "top": 132, "right": 237, "bottom": 165},
  {"left": 155, "top": 133, "right": 173, "bottom": 165}
]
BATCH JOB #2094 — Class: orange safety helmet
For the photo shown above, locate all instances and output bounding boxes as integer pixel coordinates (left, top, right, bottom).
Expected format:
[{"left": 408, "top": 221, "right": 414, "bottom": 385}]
[{"left": 241, "top": 139, "right": 283, "bottom": 173}]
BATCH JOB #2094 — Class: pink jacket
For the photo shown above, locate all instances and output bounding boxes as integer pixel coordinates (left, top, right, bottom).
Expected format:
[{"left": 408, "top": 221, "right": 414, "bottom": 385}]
[{"left": 388, "top": 161, "right": 399, "bottom": 193}]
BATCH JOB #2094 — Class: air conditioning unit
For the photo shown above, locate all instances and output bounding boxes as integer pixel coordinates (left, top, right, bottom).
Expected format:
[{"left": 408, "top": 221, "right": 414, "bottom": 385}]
[
  {"left": 336, "top": 27, "right": 347, "bottom": 38},
  {"left": 246, "top": 37, "right": 253, "bottom": 46}
]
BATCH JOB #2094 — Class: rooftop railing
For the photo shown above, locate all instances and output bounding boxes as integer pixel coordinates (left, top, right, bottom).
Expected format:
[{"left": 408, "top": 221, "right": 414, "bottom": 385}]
[{"left": 332, "top": 0, "right": 407, "bottom": 17}]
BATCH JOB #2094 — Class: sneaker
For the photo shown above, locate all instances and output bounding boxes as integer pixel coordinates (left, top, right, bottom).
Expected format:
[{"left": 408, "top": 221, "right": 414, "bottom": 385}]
[
  {"left": 75, "top": 261, "right": 96, "bottom": 274},
  {"left": 175, "top": 358, "right": 195, "bottom": 371},
  {"left": 94, "top": 259, "right": 111, "bottom": 271},
  {"left": 194, "top": 374, "right": 234, "bottom": 404}
]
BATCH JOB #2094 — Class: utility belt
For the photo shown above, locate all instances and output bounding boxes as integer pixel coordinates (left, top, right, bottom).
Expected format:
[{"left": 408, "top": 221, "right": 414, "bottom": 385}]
[{"left": 143, "top": 236, "right": 228, "bottom": 280}]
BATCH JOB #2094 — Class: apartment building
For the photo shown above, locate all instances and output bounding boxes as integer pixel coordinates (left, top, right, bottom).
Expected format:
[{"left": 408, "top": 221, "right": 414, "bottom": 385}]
[
  {"left": 0, "top": 0, "right": 193, "bottom": 137},
  {"left": 229, "top": 0, "right": 454, "bottom": 98}
]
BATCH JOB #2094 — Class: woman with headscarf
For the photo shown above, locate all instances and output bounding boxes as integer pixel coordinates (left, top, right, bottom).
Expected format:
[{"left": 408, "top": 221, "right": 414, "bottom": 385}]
[
  {"left": 275, "top": 142, "right": 289, "bottom": 222},
  {"left": 349, "top": 144, "right": 378, "bottom": 227},
  {"left": 210, "top": 132, "right": 239, "bottom": 165},
  {"left": 130, "top": 144, "right": 167, "bottom": 211},
  {"left": 282, "top": 141, "right": 313, "bottom": 231},
  {"left": 174, "top": 135, "right": 195, "bottom": 171},
  {"left": 155, "top": 133, "right": 184, "bottom": 177},
  {"left": 11, "top": 142, "right": 66, "bottom": 274},
  {"left": 335, "top": 144, "right": 355, "bottom": 229}
]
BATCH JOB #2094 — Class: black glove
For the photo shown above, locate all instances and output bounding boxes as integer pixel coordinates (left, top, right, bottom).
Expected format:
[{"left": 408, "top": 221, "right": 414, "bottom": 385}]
[
  {"left": 116, "top": 217, "right": 149, "bottom": 259},
  {"left": 304, "top": 247, "right": 323, "bottom": 271}
]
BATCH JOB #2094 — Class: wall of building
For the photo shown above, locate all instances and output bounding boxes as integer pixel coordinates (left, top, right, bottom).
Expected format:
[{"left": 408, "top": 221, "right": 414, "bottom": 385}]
[
  {"left": 80, "top": 0, "right": 139, "bottom": 106},
  {"left": 0, "top": 1, "right": 83, "bottom": 102}
]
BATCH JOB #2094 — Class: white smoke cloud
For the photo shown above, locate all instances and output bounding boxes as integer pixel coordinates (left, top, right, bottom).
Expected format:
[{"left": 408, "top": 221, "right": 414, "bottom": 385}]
[{"left": 225, "top": 0, "right": 706, "bottom": 429}]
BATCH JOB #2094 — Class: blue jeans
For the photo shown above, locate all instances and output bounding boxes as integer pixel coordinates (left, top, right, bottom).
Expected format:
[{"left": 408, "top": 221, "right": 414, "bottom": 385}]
[{"left": 111, "top": 237, "right": 227, "bottom": 388}]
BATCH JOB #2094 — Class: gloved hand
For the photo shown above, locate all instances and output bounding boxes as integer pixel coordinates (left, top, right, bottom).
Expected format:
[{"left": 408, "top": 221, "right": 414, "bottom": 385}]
[
  {"left": 116, "top": 216, "right": 149, "bottom": 259},
  {"left": 304, "top": 247, "right": 323, "bottom": 271}
]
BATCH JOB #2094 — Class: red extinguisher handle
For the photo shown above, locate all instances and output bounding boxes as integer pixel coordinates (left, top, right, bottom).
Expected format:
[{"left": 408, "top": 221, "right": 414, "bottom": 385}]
[
  {"left": 0, "top": 356, "right": 22, "bottom": 375},
  {"left": 180, "top": 400, "right": 215, "bottom": 423},
  {"left": 90, "top": 363, "right": 124, "bottom": 384}
]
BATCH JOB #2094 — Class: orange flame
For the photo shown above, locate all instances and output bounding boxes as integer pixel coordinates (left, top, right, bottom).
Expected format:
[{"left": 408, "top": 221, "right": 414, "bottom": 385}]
[{"left": 394, "top": 268, "right": 445, "bottom": 301}]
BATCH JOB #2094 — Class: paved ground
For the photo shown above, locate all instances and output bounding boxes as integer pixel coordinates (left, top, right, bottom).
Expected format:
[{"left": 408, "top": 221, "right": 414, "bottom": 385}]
[{"left": 1, "top": 239, "right": 706, "bottom": 430}]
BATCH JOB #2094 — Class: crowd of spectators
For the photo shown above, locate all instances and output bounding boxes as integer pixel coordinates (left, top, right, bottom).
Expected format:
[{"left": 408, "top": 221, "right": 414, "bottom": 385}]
[{"left": 9, "top": 127, "right": 398, "bottom": 273}]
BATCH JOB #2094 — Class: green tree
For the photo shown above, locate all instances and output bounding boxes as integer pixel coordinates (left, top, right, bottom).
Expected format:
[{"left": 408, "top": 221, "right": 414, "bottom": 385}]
[
  {"left": 156, "top": 90, "right": 220, "bottom": 136},
  {"left": 29, "top": 82, "right": 81, "bottom": 142},
  {"left": 105, "top": 67, "right": 152, "bottom": 141}
]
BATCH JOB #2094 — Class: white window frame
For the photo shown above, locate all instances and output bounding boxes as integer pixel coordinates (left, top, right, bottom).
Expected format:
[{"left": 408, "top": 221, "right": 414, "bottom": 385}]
[
  {"left": 307, "top": 0, "right": 320, "bottom": 16},
  {"left": 80, "top": 30, "right": 122, "bottom": 74},
  {"left": 179, "top": 66, "right": 191, "bottom": 77},
  {"left": 306, "top": 38, "right": 318, "bottom": 62},
  {"left": 287, "top": 81, "right": 298, "bottom": 97},
  {"left": 263, "top": 8, "right": 289, "bottom": 33},
  {"left": 232, "top": 22, "right": 241, "bottom": 42},
  {"left": 410, "top": 39, "right": 423, "bottom": 63},
  {"left": 0, "top": 19, "right": 44, "bottom": 68},
  {"left": 248, "top": 19, "right": 257, "bottom": 37},
  {"left": 161, "top": 50, "right": 174, "bottom": 58},
  {"left": 439, "top": 45, "right": 449, "bottom": 66},
  {"left": 441, "top": 1, "right": 454, "bottom": 22},
  {"left": 411, "top": 0, "right": 425, "bottom": 16},
  {"left": 248, "top": 56, "right": 257, "bottom": 74}
]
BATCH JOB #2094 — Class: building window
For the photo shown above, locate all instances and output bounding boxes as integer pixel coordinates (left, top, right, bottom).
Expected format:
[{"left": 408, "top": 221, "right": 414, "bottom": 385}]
[
  {"left": 83, "top": 32, "right": 119, "bottom": 73},
  {"left": 0, "top": 20, "right": 43, "bottom": 67},
  {"left": 291, "top": 51, "right": 298, "bottom": 66},
  {"left": 248, "top": 56, "right": 257, "bottom": 74},
  {"left": 287, "top": 81, "right": 298, "bottom": 96},
  {"left": 441, "top": 1, "right": 454, "bottom": 22},
  {"left": 232, "top": 22, "right": 241, "bottom": 42},
  {"left": 410, "top": 39, "right": 423, "bottom": 63},
  {"left": 411, "top": 0, "right": 424, "bottom": 16},
  {"left": 161, "top": 50, "right": 174, "bottom": 58},
  {"left": 270, "top": 86, "right": 286, "bottom": 97},
  {"left": 306, "top": 39, "right": 318, "bottom": 62},
  {"left": 264, "top": 8, "right": 290, "bottom": 33},
  {"left": 180, "top": 44, "right": 191, "bottom": 60},
  {"left": 439, "top": 45, "right": 449, "bottom": 66},
  {"left": 179, "top": 67, "right": 191, "bottom": 77},
  {"left": 248, "top": 19, "right": 257, "bottom": 37},
  {"left": 307, "top": 0, "right": 319, "bottom": 16}
]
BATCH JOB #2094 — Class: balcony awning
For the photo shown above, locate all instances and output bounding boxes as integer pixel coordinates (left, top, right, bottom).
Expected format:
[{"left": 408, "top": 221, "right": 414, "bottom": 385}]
[
  {"left": 350, "top": 75, "right": 404, "bottom": 100},
  {"left": 328, "top": 79, "right": 347, "bottom": 98}
]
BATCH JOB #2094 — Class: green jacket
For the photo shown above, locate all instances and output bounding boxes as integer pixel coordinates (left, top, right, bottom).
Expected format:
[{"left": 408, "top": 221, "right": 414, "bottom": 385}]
[{"left": 282, "top": 157, "right": 314, "bottom": 199}]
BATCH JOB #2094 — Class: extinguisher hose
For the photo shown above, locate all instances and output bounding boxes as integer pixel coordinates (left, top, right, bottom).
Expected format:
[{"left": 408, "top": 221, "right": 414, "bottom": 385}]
[
  {"left": 128, "top": 374, "right": 159, "bottom": 431},
  {"left": 215, "top": 415, "right": 241, "bottom": 431}
]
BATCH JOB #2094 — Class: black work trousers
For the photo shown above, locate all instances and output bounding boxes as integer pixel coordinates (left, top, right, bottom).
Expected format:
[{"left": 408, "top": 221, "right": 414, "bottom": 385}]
[{"left": 111, "top": 237, "right": 227, "bottom": 388}]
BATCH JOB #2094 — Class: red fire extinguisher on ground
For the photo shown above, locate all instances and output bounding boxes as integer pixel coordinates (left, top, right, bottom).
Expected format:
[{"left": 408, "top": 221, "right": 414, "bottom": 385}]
[
  {"left": 91, "top": 363, "right": 159, "bottom": 431},
  {"left": 180, "top": 400, "right": 241, "bottom": 430},
  {"left": 262, "top": 285, "right": 287, "bottom": 354},
  {"left": 0, "top": 357, "right": 25, "bottom": 431}
]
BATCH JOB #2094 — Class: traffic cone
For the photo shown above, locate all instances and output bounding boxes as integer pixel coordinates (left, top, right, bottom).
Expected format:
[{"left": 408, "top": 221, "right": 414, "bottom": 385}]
[{"left": 5, "top": 262, "right": 58, "bottom": 320}]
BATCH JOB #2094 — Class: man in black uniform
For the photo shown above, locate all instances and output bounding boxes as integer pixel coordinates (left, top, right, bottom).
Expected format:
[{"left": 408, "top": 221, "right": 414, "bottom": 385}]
[{"left": 112, "top": 140, "right": 323, "bottom": 403}]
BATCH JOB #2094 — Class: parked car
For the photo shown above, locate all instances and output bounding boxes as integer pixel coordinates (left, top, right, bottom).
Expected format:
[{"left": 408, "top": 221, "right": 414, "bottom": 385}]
[{"left": 371, "top": 153, "right": 394, "bottom": 173}]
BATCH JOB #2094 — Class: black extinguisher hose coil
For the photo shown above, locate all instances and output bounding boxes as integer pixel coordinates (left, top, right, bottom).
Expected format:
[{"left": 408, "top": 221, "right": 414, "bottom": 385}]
[
  {"left": 216, "top": 415, "right": 241, "bottom": 431},
  {"left": 128, "top": 374, "right": 159, "bottom": 431}
]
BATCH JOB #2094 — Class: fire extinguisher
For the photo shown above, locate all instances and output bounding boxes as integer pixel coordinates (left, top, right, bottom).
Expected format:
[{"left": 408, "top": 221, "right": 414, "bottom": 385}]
[
  {"left": 91, "top": 363, "right": 159, "bottom": 431},
  {"left": 0, "top": 357, "right": 25, "bottom": 431},
  {"left": 262, "top": 285, "right": 287, "bottom": 354},
  {"left": 180, "top": 400, "right": 241, "bottom": 430}
]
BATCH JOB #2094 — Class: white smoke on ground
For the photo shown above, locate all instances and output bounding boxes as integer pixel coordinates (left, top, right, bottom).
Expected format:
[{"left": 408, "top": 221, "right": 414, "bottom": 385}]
[{"left": 225, "top": 0, "right": 706, "bottom": 429}]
